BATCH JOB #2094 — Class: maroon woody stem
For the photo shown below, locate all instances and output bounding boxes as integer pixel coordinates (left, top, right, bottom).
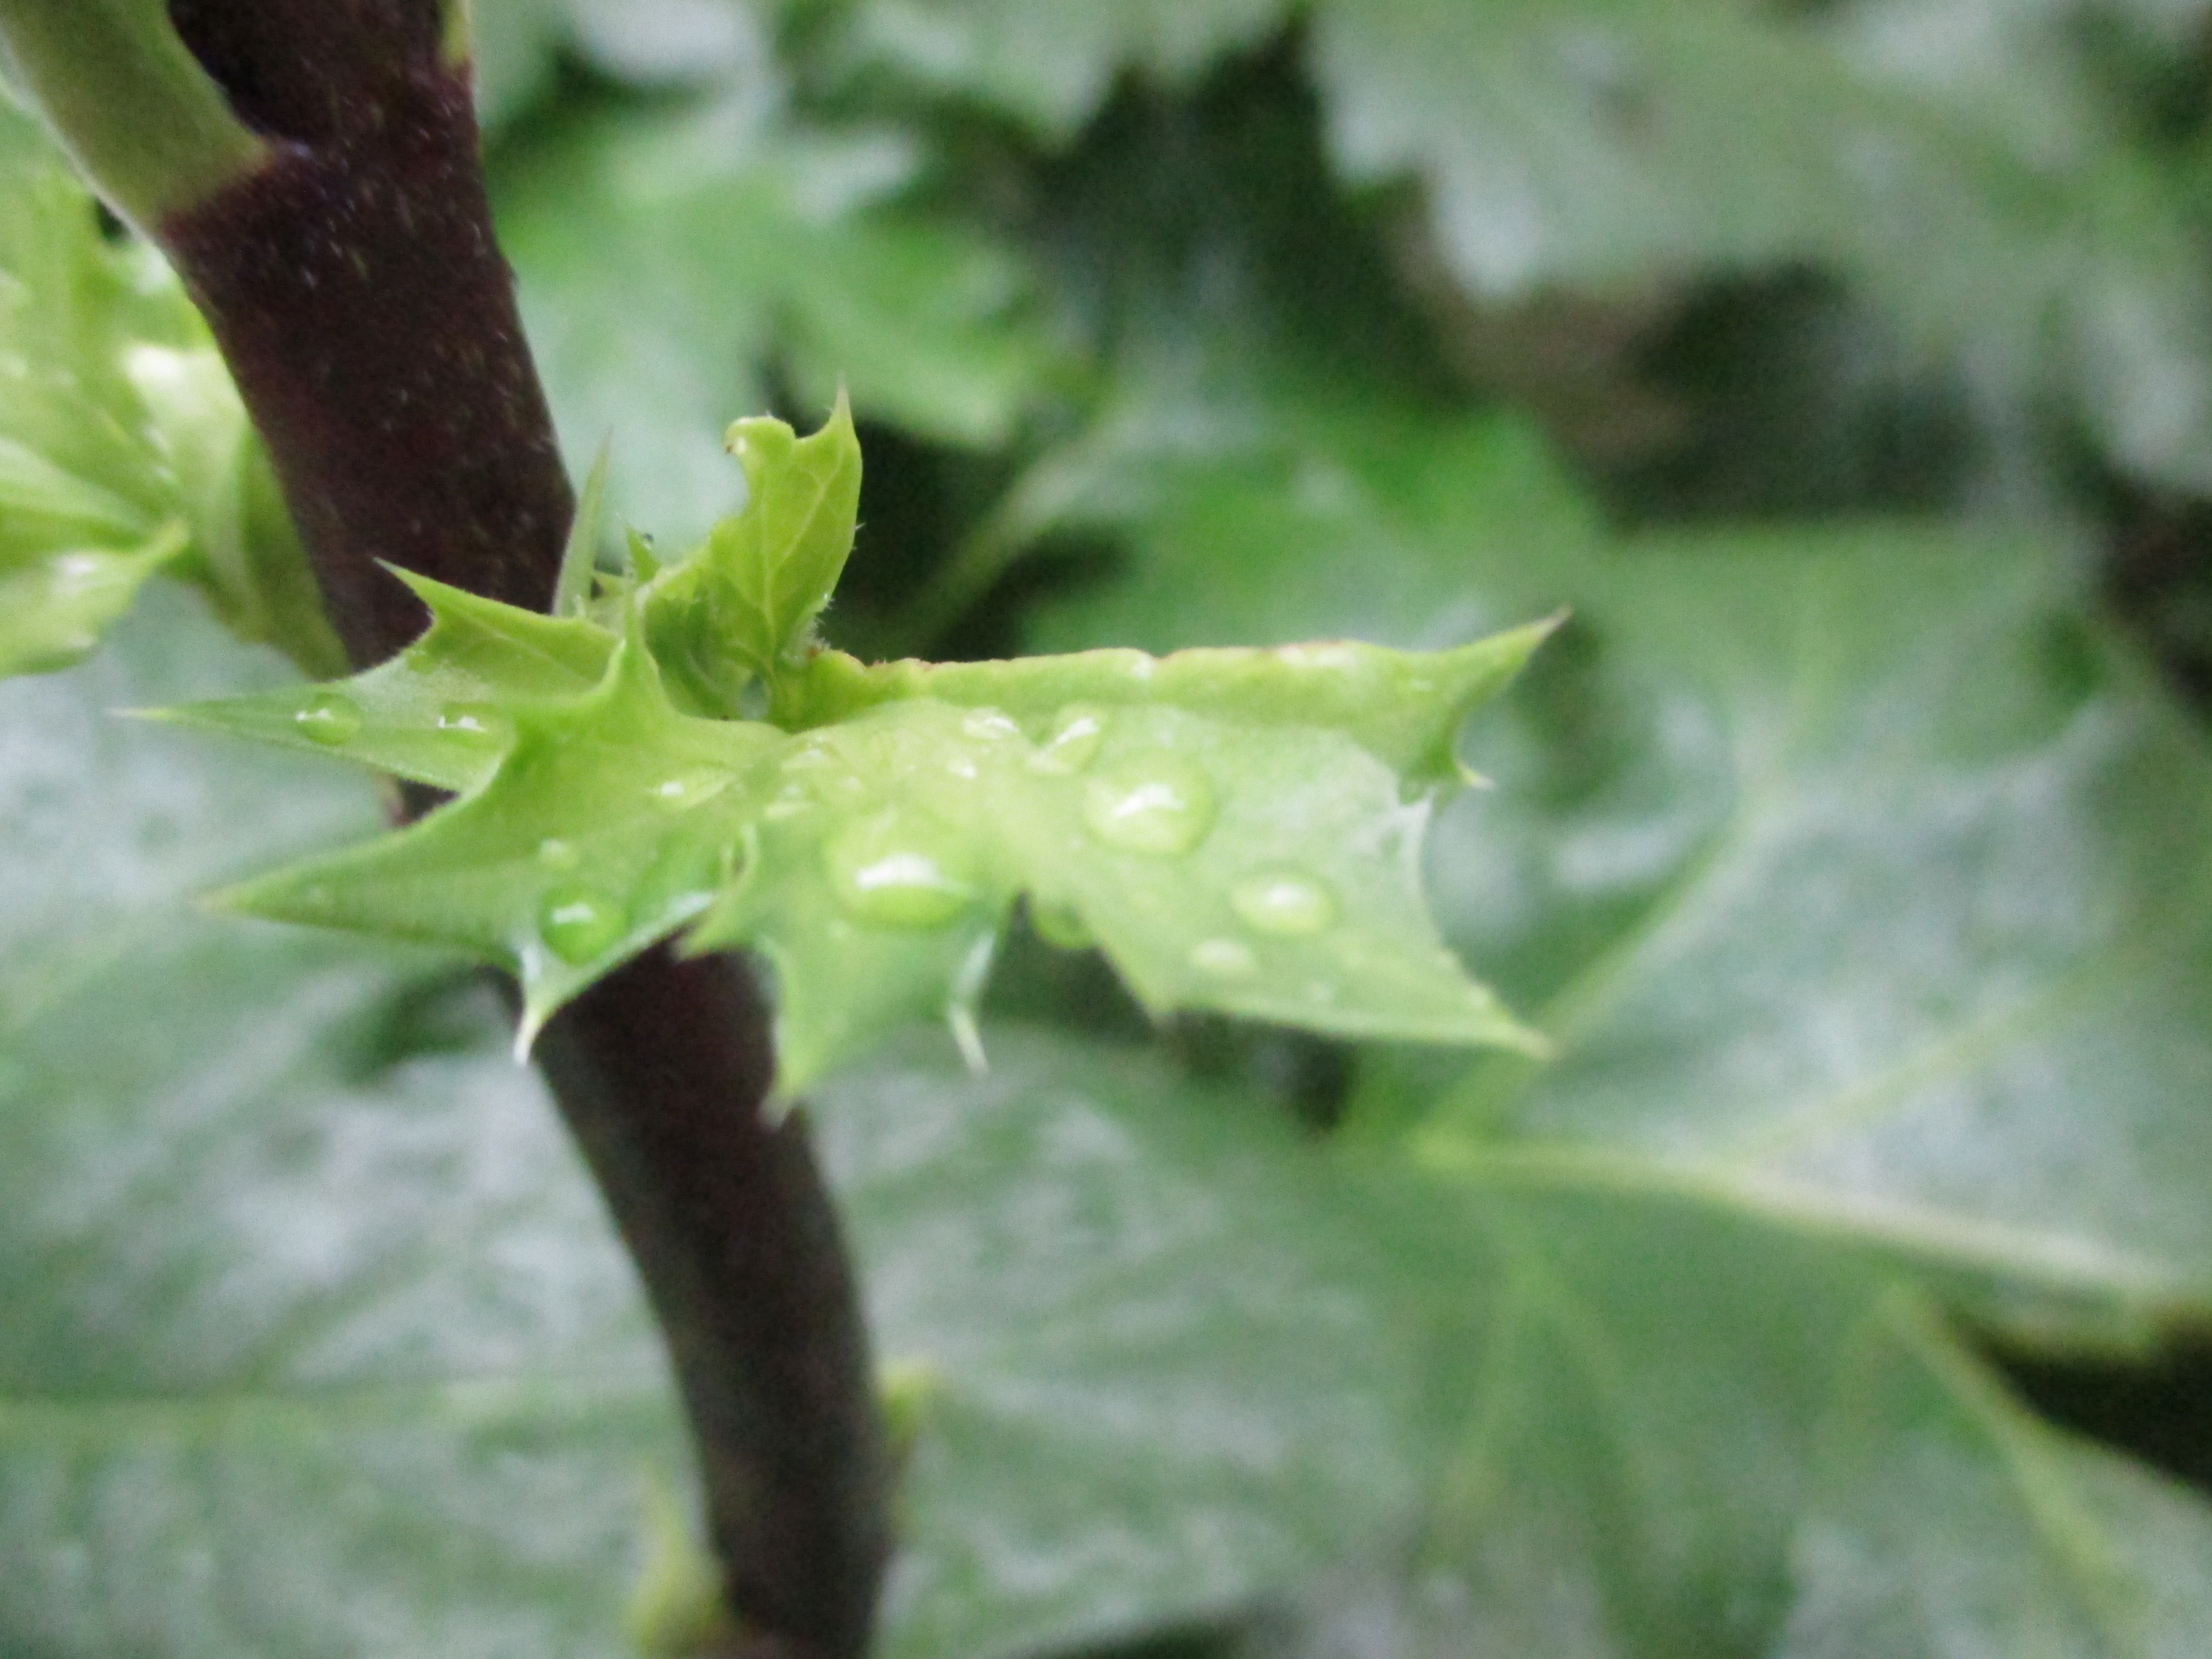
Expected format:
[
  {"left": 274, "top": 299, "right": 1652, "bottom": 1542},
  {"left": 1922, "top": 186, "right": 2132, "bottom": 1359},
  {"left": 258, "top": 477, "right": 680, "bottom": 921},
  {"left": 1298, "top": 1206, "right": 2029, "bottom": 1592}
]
[{"left": 147, "top": 7, "right": 890, "bottom": 1655}]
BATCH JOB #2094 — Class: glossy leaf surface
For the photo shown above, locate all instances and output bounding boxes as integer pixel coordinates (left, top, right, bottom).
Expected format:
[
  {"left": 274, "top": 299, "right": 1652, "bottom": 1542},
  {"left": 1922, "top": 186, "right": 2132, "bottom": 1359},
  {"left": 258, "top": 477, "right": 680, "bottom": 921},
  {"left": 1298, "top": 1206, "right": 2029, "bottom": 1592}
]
[{"left": 1418, "top": 530, "right": 2212, "bottom": 1319}]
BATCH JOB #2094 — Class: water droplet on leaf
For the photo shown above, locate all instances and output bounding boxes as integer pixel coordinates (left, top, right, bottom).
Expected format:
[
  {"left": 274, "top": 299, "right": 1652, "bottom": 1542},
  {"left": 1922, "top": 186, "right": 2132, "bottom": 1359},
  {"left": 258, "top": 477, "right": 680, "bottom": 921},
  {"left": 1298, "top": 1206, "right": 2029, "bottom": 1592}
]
[
  {"left": 1190, "top": 938, "right": 1256, "bottom": 977},
  {"left": 538, "top": 885, "right": 624, "bottom": 964},
  {"left": 436, "top": 702, "right": 509, "bottom": 745},
  {"left": 961, "top": 709, "right": 1021, "bottom": 743},
  {"left": 650, "top": 766, "right": 735, "bottom": 812},
  {"left": 538, "top": 838, "right": 581, "bottom": 869},
  {"left": 1028, "top": 705, "right": 1108, "bottom": 775},
  {"left": 1083, "top": 753, "right": 1215, "bottom": 855},
  {"left": 294, "top": 691, "right": 362, "bottom": 746},
  {"left": 826, "top": 810, "right": 978, "bottom": 929},
  {"left": 1231, "top": 869, "right": 1338, "bottom": 936}
]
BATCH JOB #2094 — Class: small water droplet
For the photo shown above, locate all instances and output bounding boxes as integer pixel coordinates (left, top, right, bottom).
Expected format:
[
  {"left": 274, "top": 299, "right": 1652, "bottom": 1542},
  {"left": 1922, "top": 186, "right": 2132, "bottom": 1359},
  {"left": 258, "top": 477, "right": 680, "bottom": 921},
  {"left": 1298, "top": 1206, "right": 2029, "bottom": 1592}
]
[
  {"left": 961, "top": 709, "right": 1021, "bottom": 743},
  {"left": 1190, "top": 937, "right": 1256, "bottom": 977},
  {"left": 1027, "top": 704, "right": 1108, "bottom": 775},
  {"left": 826, "top": 810, "right": 977, "bottom": 929},
  {"left": 538, "top": 885, "right": 624, "bottom": 964},
  {"left": 1083, "top": 753, "right": 1215, "bottom": 855},
  {"left": 538, "top": 838, "right": 581, "bottom": 869},
  {"left": 1231, "top": 869, "right": 1338, "bottom": 936},
  {"left": 436, "top": 701, "right": 509, "bottom": 745},
  {"left": 1029, "top": 896, "right": 1095, "bottom": 950},
  {"left": 51, "top": 552, "right": 102, "bottom": 591},
  {"left": 293, "top": 691, "right": 362, "bottom": 746},
  {"left": 650, "top": 765, "right": 734, "bottom": 811}
]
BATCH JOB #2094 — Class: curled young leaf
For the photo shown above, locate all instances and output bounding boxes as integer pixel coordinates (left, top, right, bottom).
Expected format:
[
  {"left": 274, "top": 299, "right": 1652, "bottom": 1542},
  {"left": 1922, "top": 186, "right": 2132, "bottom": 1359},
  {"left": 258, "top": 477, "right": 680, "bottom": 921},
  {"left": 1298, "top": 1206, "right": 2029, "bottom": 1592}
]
[{"left": 643, "top": 392, "right": 864, "bottom": 717}]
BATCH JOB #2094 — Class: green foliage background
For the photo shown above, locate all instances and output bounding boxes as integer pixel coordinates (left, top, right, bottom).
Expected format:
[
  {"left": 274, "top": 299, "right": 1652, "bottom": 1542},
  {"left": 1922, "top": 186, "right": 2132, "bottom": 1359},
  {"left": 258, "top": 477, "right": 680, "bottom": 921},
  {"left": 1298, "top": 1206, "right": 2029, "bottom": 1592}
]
[{"left": 11, "top": 1, "right": 2212, "bottom": 1656}]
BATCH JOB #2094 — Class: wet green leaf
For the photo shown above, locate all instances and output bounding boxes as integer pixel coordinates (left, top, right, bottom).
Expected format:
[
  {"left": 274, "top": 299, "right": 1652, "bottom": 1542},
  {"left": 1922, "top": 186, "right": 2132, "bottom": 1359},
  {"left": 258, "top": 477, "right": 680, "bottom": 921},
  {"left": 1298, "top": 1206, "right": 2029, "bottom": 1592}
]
[
  {"left": 168, "top": 405, "right": 1548, "bottom": 1086},
  {"left": 1773, "top": 1299, "right": 2212, "bottom": 1658},
  {"left": 151, "top": 569, "right": 613, "bottom": 795},
  {"left": 1235, "top": 1188, "right": 2212, "bottom": 1659},
  {"left": 1416, "top": 528, "right": 2212, "bottom": 1320},
  {"left": 203, "top": 614, "right": 1543, "bottom": 1088}
]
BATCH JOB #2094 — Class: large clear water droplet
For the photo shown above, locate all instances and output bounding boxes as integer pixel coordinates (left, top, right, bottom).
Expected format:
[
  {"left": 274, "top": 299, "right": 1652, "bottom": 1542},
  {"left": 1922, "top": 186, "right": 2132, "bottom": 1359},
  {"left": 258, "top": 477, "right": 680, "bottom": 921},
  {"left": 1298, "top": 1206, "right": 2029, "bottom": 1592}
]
[
  {"left": 1189, "top": 937, "right": 1256, "bottom": 977},
  {"left": 1083, "top": 753, "right": 1215, "bottom": 855},
  {"left": 538, "top": 885, "right": 624, "bottom": 964},
  {"left": 826, "top": 810, "right": 977, "bottom": 929},
  {"left": 436, "top": 701, "right": 510, "bottom": 746},
  {"left": 294, "top": 691, "right": 362, "bottom": 746},
  {"left": 1028, "top": 704, "right": 1109, "bottom": 775},
  {"left": 650, "top": 765, "right": 734, "bottom": 812},
  {"left": 1231, "top": 869, "right": 1338, "bottom": 936}
]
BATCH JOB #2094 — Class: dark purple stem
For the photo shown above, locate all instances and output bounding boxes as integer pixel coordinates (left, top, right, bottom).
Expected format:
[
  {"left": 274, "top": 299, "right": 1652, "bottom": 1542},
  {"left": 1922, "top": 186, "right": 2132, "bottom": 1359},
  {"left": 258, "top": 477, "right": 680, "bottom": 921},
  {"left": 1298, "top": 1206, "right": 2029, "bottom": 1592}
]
[
  {"left": 159, "top": 0, "right": 565, "bottom": 659},
  {"left": 148, "top": 7, "right": 890, "bottom": 1654}
]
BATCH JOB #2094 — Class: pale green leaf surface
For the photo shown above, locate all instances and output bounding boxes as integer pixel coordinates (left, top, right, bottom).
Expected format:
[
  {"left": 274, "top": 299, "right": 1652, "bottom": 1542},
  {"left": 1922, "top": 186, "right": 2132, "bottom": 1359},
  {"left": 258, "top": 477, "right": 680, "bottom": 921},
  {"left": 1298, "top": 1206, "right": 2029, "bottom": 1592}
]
[
  {"left": 793, "top": 615, "right": 1558, "bottom": 786},
  {"left": 468, "top": 0, "right": 770, "bottom": 128},
  {"left": 0, "top": 97, "right": 338, "bottom": 679},
  {"left": 153, "top": 570, "right": 614, "bottom": 794},
  {"left": 0, "top": 593, "right": 1446, "bottom": 1659},
  {"left": 826, "top": 0, "right": 1281, "bottom": 139},
  {"left": 215, "top": 635, "right": 781, "bottom": 1050},
  {"left": 1417, "top": 529, "right": 2212, "bottom": 1317},
  {"left": 211, "top": 610, "right": 1541, "bottom": 1086},
  {"left": 1774, "top": 1299, "right": 2212, "bottom": 1659},
  {"left": 493, "top": 98, "right": 1046, "bottom": 546},
  {"left": 1234, "top": 1186, "right": 2212, "bottom": 1659},
  {"left": 694, "top": 696, "right": 1539, "bottom": 1087},
  {"left": 0, "top": 527, "right": 180, "bottom": 676},
  {"left": 1014, "top": 378, "right": 1600, "bottom": 657}
]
